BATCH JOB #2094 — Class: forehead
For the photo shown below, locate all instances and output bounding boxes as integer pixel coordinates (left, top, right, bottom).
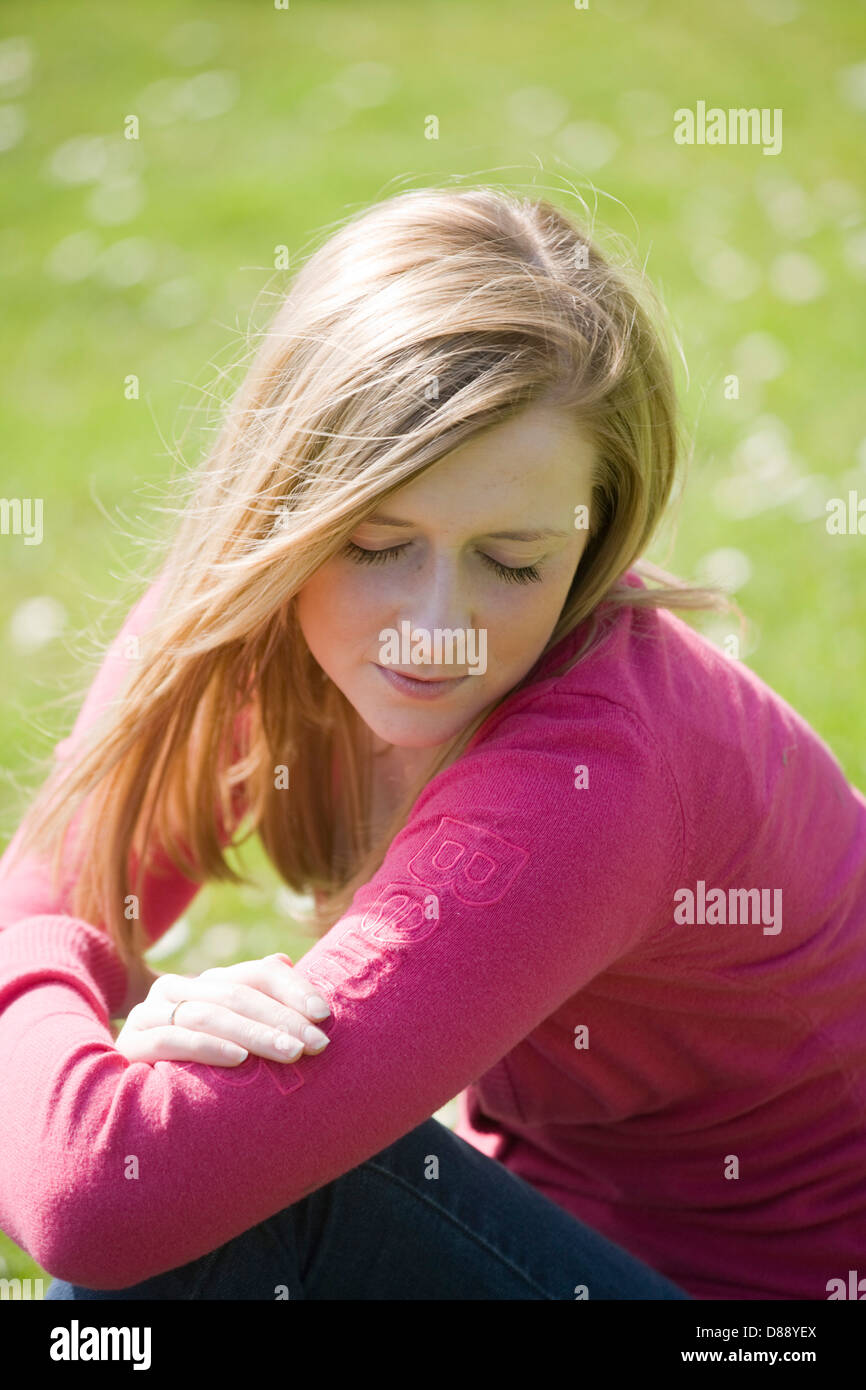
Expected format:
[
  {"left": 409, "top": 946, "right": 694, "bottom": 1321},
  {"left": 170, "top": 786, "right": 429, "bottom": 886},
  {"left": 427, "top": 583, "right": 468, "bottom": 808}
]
[{"left": 375, "top": 404, "right": 595, "bottom": 532}]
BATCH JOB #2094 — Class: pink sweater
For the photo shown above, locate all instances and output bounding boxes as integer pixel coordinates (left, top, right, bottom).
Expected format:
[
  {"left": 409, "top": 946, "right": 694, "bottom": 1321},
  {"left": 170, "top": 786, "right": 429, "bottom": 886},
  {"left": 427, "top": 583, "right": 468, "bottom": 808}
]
[{"left": 1, "top": 570, "right": 865, "bottom": 1299}]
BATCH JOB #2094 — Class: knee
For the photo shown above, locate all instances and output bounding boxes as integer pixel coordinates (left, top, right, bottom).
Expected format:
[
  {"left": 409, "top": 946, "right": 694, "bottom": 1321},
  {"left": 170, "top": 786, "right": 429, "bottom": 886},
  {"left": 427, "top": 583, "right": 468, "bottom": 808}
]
[
  {"left": 363, "top": 1116, "right": 456, "bottom": 1179},
  {"left": 45, "top": 1279, "right": 85, "bottom": 1300}
]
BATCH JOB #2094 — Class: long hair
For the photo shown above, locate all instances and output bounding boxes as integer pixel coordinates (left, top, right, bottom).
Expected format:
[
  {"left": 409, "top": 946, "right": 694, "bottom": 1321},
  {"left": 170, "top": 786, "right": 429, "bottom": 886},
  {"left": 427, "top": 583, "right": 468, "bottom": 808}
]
[{"left": 9, "top": 185, "right": 738, "bottom": 971}]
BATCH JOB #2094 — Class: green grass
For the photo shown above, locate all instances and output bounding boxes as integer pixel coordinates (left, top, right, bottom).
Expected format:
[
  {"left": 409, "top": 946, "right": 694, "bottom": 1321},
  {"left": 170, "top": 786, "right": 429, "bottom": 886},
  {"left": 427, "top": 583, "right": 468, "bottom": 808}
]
[{"left": 1, "top": 0, "right": 864, "bottom": 1290}]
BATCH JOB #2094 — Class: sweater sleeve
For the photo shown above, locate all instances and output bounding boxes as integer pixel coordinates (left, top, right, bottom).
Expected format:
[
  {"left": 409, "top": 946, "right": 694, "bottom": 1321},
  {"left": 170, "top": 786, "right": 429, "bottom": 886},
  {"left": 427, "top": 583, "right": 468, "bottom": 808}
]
[
  {"left": 0, "top": 688, "right": 683, "bottom": 1290},
  {"left": 0, "top": 571, "right": 229, "bottom": 1272}
]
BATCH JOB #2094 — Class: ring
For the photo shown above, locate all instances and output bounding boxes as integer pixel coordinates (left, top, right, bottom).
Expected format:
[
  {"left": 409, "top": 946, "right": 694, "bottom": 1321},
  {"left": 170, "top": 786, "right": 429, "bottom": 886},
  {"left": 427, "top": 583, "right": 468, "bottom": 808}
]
[{"left": 169, "top": 1000, "right": 186, "bottom": 1027}]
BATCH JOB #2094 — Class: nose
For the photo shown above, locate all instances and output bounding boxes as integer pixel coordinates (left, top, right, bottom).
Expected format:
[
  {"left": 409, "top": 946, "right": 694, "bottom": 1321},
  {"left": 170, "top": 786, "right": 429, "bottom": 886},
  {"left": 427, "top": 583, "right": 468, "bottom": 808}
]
[{"left": 393, "top": 554, "right": 475, "bottom": 674}]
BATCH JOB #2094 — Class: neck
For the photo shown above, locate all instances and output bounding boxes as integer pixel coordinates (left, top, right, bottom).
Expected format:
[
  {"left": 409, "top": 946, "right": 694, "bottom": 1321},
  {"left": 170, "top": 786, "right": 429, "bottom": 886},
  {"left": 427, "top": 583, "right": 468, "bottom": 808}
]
[{"left": 372, "top": 741, "right": 439, "bottom": 786}]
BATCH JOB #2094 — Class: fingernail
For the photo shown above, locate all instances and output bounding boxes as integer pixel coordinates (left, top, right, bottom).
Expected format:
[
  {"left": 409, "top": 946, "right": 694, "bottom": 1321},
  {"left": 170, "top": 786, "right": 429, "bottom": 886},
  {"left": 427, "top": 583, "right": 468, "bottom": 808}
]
[
  {"left": 306, "top": 995, "right": 330, "bottom": 1020},
  {"left": 303, "top": 1025, "right": 330, "bottom": 1051},
  {"left": 276, "top": 1034, "right": 304, "bottom": 1057}
]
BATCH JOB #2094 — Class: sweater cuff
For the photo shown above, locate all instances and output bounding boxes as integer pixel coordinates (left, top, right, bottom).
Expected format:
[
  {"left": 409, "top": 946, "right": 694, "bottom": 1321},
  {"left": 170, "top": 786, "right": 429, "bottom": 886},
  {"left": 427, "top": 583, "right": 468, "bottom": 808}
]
[{"left": 0, "top": 916, "right": 128, "bottom": 1020}]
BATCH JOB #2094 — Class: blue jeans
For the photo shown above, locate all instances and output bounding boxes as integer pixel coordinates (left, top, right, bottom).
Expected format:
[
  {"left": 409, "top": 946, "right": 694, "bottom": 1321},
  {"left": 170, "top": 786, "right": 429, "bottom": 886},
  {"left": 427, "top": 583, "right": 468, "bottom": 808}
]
[{"left": 45, "top": 1117, "right": 693, "bottom": 1300}]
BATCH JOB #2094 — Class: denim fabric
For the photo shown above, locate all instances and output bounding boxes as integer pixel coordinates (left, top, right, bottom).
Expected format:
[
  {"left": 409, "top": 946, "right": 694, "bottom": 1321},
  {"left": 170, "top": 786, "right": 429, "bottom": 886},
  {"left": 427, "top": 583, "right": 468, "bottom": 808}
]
[{"left": 45, "top": 1117, "right": 693, "bottom": 1300}]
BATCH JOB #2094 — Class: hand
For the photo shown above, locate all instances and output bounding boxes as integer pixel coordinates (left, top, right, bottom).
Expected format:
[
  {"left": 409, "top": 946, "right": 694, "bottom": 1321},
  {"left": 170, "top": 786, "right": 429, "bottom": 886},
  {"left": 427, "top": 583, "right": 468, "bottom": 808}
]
[{"left": 114, "top": 952, "right": 332, "bottom": 1067}]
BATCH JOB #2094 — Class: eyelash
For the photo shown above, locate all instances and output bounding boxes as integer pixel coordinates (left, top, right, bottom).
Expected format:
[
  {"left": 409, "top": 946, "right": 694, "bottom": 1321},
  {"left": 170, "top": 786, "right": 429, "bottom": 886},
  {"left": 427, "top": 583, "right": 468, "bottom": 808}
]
[{"left": 342, "top": 540, "right": 542, "bottom": 585}]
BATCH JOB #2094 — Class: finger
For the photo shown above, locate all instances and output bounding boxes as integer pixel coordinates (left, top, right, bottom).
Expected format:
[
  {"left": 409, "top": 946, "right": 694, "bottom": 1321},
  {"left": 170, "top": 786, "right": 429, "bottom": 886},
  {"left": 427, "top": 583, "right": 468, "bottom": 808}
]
[
  {"left": 230, "top": 955, "right": 332, "bottom": 1021},
  {"left": 161, "top": 995, "right": 324, "bottom": 1063},
  {"left": 165, "top": 979, "right": 331, "bottom": 1055},
  {"left": 119, "top": 1027, "right": 251, "bottom": 1067},
  {"left": 134, "top": 975, "right": 330, "bottom": 1057}
]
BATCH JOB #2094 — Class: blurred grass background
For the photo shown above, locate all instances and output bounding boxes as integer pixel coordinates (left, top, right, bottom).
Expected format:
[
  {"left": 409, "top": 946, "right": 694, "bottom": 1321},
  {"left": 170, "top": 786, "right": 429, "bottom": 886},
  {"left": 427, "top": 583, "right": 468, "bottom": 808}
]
[{"left": 1, "top": 0, "right": 864, "bottom": 1288}]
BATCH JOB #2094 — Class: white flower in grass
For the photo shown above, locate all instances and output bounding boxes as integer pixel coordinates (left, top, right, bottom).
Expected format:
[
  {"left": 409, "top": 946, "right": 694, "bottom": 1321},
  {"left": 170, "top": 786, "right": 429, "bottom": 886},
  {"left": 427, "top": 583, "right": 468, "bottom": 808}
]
[
  {"left": 274, "top": 884, "right": 317, "bottom": 921},
  {"left": 507, "top": 86, "right": 569, "bottom": 137},
  {"left": 200, "top": 923, "right": 243, "bottom": 963},
  {"left": 732, "top": 331, "right": 789, "bottom": 383},
  {"left": 692, "top": 241, "right": 761, "bottom": 301},
  {"left": 163, "top": 21, "right": 220, "bottom": 68},
  {"left": 331, "top": 62, "right": 395, "bottom": 110},
  {"left": 0, "top": 36, "right": 33, "bottom": 97},
  {"left": 142, "top": 277, "right": 204, "bottom": 329},
  {"left": 768, "top": 252, "right": 826, "bottom": 303},
  {"left": 47, "top": 135, "right": 109, "bottom": 185},
  {"left": 9, "top": 597, "right": 66, "bottom": 651},
  {"left": 175, "top": 70, "right": 239, "bottom": 121},
  {"left": 96, "top": 237, "right": 156, "bottom": 288},
  {"left": 0, "top": 104, "right": 26, "bottom": 152},
  {"left": 838, "top": 62, "right": 866, "bottom": 112},
  {"left": 146, "top": 916, "right": 191, "bottom": 962},
  {"left": 695, "top": 548, "right": 753, "bottom": 593},
  {"left": 87, "top": 175, "right": 145, "bottom": 227},
  {"left": 553, "top": 121, "right": 618, "bottom": 172},
  {"left": 45, "top": 231, "right": 101, "bottom": 282}
]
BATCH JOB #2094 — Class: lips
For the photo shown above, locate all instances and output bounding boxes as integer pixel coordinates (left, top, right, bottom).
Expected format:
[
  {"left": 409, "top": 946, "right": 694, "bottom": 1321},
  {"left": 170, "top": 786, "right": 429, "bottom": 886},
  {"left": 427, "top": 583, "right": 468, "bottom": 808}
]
[
  {"left": 374, "top": 664, "right": 470, "bottom": 699},
  {"left": 385, "top": 670, "right": 465, "bottom": 683}
]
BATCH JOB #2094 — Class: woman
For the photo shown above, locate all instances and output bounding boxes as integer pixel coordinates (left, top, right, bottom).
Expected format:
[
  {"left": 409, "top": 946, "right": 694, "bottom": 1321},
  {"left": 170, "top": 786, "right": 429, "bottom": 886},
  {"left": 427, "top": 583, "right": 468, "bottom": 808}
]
[{"left": 1, "top": 186, "right": 864, "bottom": 1301}]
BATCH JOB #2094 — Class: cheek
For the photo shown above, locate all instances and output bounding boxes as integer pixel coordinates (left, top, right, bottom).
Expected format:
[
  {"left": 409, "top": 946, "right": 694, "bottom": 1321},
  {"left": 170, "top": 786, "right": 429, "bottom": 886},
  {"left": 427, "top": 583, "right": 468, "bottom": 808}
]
[
  {"left": 485, "top": 589, "right": 563, "bottom": 669},
  {"left": 488, "top": 626, "right": 538, "bottom": 680},
  {"left": 295, "top": 572, "right": 341, "bottom": 661},
  {"left": 295, "top": 567, "right": 374, "bottom": 663},
  {"left": 480, "top": 585, "right": 575, "bottom": 689}
]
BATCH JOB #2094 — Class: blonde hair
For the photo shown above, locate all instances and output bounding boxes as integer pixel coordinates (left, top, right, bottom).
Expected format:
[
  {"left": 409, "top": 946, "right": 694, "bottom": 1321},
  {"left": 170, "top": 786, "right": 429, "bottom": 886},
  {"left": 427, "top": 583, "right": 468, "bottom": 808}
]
[{"left": 11, "top": 184, "right": 738, "bottom": 972}]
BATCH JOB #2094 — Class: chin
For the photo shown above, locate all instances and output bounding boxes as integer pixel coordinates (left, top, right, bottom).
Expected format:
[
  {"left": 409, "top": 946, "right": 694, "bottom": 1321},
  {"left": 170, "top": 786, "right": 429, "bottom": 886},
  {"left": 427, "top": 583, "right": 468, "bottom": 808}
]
[{"left": 371, "top": 726, "right": 450, "bottom": 751}]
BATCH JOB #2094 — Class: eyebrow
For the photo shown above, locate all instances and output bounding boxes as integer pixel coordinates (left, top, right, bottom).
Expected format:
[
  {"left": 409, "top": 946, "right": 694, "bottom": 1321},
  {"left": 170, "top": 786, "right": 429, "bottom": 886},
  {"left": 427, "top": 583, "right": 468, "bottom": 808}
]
[{"left": 361, "top": 512, "right": 571, "bottom": 542}]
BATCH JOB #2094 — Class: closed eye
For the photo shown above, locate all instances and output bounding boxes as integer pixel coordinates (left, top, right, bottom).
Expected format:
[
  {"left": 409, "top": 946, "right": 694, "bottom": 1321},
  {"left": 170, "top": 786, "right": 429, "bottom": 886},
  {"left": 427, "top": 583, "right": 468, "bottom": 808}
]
[{"left": 342, "top": 541, "right": 542, "bottom": 584}]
